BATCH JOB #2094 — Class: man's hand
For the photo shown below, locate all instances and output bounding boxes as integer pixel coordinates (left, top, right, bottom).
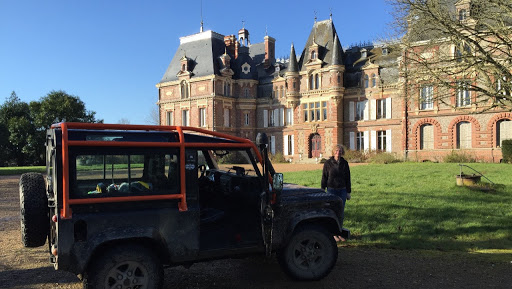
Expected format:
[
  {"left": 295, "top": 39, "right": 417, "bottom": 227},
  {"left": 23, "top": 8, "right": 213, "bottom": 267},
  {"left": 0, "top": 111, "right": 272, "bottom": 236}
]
[{"left": 346, "top": 193, "right": 351, "bottom": 200}]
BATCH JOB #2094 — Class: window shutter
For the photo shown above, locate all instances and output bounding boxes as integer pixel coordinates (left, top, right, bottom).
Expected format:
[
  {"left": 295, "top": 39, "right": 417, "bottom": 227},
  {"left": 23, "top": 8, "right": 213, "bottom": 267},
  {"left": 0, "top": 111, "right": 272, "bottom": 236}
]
[
  {"left": 386, "top": 129, "right": 392, "bottom": 152},
  {"left": 263, "top": 110, "right": 268, "bottom": 128},
  {"left": 370, "top": 99, "right": 377, "bottom": 120},
  {"left": 284, "top": 135, "right": 289, "bottom": 156},
  {"left": 291, "top": 135, "right": 294, "bottom": 155},
  {"left": 271, "top": 135, "right": 276, "bottom": 154},
  {"left": 364, "top": 131, "right": 369, "bottom": 151},
  {"left": 371, "top": 130, "right": 377, "bottom": 151},
  {"left": 280, "top": 108, "right": 284, "bottom": 127},
  {"left": 224, "top": 108, "right": 229, "bottom": 127},
  {"left": 349, "top": 132, "right": 355, "bottom": 150},
  {"left": 386, "top": 98, "right": 392, "bottom": 119},
  {"left": 349, "top": 101, "right": 355, "bottom": 121},
  {"left": 363, "top": 100, "right": 369, "bottom": 121}
]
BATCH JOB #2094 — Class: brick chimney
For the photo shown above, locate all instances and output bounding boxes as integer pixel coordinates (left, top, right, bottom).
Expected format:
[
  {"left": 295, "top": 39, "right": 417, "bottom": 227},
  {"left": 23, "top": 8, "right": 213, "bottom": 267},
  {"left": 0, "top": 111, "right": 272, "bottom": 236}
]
[
  {"left": 224, "top": 35, "right": 236, "bottom": 56},
  {"left": 264, "top": 35, "right": 275, "bottom": 69}
]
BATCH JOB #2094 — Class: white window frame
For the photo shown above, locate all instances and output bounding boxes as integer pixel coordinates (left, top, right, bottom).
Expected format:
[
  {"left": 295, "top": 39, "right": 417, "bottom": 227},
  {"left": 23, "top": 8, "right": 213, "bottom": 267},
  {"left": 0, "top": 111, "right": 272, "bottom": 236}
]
[
  {"left": 199, "top": 108, "right": 206, "bottom": 127},
  {"left": 181, "top": 110, "right": 189, "bottom": 126},
  {"left": 456, "top": 81, "right": 471, "bottom": 107},
  {"left": 420, "top": 86, "right": 434, "bottom": 110}
]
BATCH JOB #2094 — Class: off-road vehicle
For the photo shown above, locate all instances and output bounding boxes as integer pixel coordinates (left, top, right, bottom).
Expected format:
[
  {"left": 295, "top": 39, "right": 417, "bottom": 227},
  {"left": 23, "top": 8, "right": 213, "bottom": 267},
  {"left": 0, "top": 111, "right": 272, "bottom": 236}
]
[{"left": 19, "top": 122, "right": 349, "bottom": 288}]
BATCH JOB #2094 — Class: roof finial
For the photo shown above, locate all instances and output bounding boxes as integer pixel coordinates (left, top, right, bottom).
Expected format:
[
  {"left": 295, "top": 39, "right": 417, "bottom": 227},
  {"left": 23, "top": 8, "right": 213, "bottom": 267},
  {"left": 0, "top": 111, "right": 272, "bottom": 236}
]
[
  {"left": 200, "top": 0, "right": 204, "bottom": 32},
  {"left": 265, "top": 25, "right": 268, "bottom": 36},
  {"left": 242, "top": 20, "right": 245, "bottom": 29},
  {"left": 330, "top": 8, "right": 333, "bottom": 20},
  {"left": 314, "top": 11, "right": 317, "bottom": 23}
]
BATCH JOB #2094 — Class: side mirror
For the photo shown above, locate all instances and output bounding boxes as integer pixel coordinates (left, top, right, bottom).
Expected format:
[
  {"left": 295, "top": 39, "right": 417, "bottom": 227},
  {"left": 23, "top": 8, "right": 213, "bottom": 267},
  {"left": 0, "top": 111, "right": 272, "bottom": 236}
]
[{"left": 273, "top": 173, "right": 283, "bottom": 192}]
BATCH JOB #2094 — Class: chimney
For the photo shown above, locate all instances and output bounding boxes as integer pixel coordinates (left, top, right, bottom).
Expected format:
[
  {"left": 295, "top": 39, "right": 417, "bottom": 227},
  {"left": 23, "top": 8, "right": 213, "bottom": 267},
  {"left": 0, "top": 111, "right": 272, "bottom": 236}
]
[
  {"left": 224, "top": 35, "right": 236, "bottom": 55},
  {"left": 264, "top": 35, "right": 275, "bottom": 69}
]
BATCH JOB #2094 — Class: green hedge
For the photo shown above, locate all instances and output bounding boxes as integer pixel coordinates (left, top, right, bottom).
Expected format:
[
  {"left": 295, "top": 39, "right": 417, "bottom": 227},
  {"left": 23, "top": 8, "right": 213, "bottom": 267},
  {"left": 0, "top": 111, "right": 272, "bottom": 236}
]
[{"left": 501, "top": 139, "right": 512, "bottom": 163}]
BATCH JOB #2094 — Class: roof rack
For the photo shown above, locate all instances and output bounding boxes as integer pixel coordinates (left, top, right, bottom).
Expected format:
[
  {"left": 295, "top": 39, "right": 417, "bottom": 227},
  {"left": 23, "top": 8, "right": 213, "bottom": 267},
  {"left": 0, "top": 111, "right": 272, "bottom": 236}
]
[{"left": 52, "top": 122, "right": 263, "bottom": 219}]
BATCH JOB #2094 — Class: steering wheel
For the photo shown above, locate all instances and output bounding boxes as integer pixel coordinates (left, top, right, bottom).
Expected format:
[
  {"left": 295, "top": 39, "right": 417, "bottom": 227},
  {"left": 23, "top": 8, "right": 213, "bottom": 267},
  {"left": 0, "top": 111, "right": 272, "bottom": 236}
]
[{"left": 199, "top": 165, "right": 207, "bottom": 178}]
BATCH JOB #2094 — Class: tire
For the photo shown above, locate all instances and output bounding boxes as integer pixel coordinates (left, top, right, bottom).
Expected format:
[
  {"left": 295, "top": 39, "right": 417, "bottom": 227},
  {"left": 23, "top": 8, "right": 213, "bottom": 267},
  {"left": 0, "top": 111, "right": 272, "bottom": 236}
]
[
  {"left": 277, "top": 225, "right": 338, "bottom": 281},
  {"left": 84, "top": 244, "right": 163, "bottom": 289},
  {"left": 19, "top": 172, "right": 48, "bottom": 247}
]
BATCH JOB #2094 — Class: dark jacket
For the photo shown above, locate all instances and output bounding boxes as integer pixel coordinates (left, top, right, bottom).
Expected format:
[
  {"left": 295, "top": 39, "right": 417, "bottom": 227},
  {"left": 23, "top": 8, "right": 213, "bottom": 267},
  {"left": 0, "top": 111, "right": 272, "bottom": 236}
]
[{"left": 321, "top": 157, "right": 351, "bottom": 193}]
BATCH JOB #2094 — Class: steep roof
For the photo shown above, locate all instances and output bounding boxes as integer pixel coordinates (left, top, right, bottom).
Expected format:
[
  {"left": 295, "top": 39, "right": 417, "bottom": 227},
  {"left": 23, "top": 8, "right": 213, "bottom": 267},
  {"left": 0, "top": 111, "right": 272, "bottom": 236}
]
[
  {"left": 159, "top": 30, "right": 226, "bottom": 83},
  {"left": 297, "top": 19, "right": 344, "bottom": 71}
]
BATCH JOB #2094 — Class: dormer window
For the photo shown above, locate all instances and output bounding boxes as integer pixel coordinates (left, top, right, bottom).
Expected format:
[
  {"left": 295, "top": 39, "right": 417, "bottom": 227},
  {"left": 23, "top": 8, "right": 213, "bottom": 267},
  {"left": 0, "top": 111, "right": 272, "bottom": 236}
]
[
  {"left": 181, "top": 64, "right": 186, "bottom": 71},
  {"left": 363, "top": 74, "right": 369, "bottom": 88},
  {"left": 459, "top": 9, "right": 467, "bottom": 21},
  {"left": 371, "top": 73, "right": 377, "bottom": 87},
  {"left": 382, "top": 47, "right": 388, "bottom": 55},
  {"left": 311, "top": 51, "right": 317, "bottom": 59},
  {"left": 361, "top": 48, "right": 367, "bottom": 59}
]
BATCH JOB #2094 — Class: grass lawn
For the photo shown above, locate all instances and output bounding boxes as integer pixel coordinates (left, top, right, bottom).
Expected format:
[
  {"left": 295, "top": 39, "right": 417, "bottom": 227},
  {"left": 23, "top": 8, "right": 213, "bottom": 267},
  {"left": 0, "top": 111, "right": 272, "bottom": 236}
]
[
  {"left": 0, "top": 166, "right": 45, "bottom": 175},
  {"left": 283, "top": 162, "right": 512, "bottom": 255}
]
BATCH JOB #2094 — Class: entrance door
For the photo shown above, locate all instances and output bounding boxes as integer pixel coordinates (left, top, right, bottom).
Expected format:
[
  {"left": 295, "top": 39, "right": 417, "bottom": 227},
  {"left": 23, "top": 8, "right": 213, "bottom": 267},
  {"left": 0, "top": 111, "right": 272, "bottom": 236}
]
[{"left": 311, "top": 134, "right": 321, "bottom": 158}]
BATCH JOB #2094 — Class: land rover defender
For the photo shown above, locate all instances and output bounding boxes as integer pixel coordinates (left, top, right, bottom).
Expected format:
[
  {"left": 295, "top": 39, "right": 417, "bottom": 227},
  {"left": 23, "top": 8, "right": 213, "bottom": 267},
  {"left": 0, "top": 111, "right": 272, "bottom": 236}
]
[{"left": 19, "top": 122, "right": 349, "bottom": 288}]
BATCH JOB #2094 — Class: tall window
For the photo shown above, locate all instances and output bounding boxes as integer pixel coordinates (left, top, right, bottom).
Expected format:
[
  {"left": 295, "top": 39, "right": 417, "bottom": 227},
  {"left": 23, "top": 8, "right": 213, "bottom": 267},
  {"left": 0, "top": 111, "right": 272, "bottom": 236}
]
[
  {"left": 371, "top": 73, "right": 376, "bottom": 87},
  {"left": 181, "top": 110, "right": 189, "bottom": 126},
  {"left": 311, "top": 51, "right": 316, "bottom": 59},
  {"left": 363, "top": 74, "right": 369, "bottom": 88},
  {"left": 456, "top": 81, "right": 471, "bottom": 107},
  {"left": 322, "top": 102, "right": 327, "bottom": 121},
  {"left": 355, "top": 101, "right": 365, "bottom": 121},
  {"left": 224, "top": 108, "right": 230, "bottom": 127},
  {"left": 420, "top": 124, "right": 434, "bottom": 150},
  {"left": 280, "top": 86, "right": 284, "bottom": 98},
  {"left": 244, "top": 88, "right": 250, "bottom": 98},
  {"left": 315, "top": 74, "right": 319, "bottom": 90},
  {"left": 377, "top": 131, "right": 387, "bottom": 151},
  {"left": 457, "top": 122, "right": 471, "bottom": 149},
  {"left": 199, "top": 108, "right": 206, "bottom": 127},
  {"left": 309, "top": 75, "right": 314, "bottom": 90},
  {"left": 377, "top": 99, "right": 387, "bottom": 119},
  {"left": 224, "top": 82, "right": 230, "bottom": 96},
  {"left": 180, "top": 81, "right": 189, "bottom": 99},
  {"left": 244, "top": 112, "right": 250, "bottom": 126},
  {"left": 286, "top": 108, "right": 293, "bottom": 126},
  {"left": 166, "top": 111, "right": 173, "bottom": 126},
  {"left": 497, "top": 119, "right": 512, "bottom": 147},
  {"left": 420, "top": 86, "right": 434, "bottom": 110},
  {"left": 356, "top": 132, "right": 365, "bottom": 151}
]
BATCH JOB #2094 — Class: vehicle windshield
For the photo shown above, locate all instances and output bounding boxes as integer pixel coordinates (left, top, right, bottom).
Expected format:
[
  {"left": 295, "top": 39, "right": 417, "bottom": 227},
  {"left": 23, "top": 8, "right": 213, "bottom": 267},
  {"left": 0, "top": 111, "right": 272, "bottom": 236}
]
[{"left": 199, "top": 149, "right": 262, "bottom": 177}]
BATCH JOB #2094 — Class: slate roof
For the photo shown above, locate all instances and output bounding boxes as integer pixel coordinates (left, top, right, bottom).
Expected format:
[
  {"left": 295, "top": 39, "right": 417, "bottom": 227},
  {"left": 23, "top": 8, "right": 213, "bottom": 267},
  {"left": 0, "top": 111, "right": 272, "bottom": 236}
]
[
  {"left": 159, "top": 30, "right": 227, "bottom": 83},
  {"left": 297, "top": 19, "right": 344, "bottom": 71}
]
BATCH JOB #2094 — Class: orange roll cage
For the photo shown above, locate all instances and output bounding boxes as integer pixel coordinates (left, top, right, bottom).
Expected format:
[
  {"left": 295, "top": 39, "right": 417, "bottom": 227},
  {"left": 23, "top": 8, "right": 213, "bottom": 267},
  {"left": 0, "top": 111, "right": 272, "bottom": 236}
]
[{"left": 52, "top": 122, "right": 264, "bottom": 219}]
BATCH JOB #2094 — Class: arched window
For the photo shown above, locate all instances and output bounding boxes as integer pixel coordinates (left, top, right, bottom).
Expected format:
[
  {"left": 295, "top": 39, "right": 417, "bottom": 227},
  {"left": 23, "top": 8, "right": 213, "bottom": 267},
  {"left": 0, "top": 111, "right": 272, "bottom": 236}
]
[
  {"left": 182, "top": 64, "right": 186, "bottom": 71},
  {"left": 309, "top": 75, "right": 314, "bottom": 90},
  {"left": 497, "top": 119, "right": 512, "bottom": 147},
  {"left": 244, "top": 88, "right": 250, "bottom": 98},
  {"left": 315, "top": 74, "right": 319, "bottom": 90},
  {"left": 456, "top": 122, "right": 471, "bottom": 149},
  {"left": 311, "top": 51, "right": 316, "bottom": 59},
  {"left": 420, "top": 124, "right": 434, "bottom": 150},
  {"left": 224, "top": 82, "right": 231, "bottom": 96},
  {"left": 181, "top": 81, "right": 189, "bottom": 99},
  {"left": 363, "top": 75, "right": 369, "bottom": 88}
]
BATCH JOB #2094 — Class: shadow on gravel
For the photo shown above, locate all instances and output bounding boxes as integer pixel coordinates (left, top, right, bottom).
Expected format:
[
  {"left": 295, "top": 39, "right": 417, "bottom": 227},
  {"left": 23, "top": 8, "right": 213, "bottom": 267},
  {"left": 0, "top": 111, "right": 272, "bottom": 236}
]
[{"left": 0, "top": 266, "right": 78, "bottom": 289}]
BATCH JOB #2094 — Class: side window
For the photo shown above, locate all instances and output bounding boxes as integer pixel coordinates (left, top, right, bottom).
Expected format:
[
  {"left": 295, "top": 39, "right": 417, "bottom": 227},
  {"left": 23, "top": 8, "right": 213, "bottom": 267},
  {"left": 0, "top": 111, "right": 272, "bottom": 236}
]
[{"left": 72, "top": 151, "right": 179, "bottom": 198}]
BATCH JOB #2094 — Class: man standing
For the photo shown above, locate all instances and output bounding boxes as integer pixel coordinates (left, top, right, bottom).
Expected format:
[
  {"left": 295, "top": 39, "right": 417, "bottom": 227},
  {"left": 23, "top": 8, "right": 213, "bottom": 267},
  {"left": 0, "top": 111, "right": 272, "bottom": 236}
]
[{"left": 321, "top": 145, "right": 351, "bottom": 233}]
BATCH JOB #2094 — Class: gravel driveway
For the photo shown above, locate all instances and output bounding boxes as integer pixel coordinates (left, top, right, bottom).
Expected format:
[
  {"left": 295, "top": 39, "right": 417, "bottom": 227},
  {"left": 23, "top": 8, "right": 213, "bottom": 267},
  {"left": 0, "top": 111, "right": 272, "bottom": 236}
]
[{"left": 1, "top": 173, "right": 511, "bottom": 289}]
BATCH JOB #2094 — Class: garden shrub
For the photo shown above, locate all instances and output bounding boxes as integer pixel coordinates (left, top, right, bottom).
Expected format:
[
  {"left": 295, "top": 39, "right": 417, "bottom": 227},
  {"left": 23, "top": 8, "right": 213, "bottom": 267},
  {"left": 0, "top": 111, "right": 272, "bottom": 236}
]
[
  {"left": 443, "top": 150, "right": 475, "bottom": 163},
  {"left": 368, "top": 152, "right": 400, "bottom": 164},
  {"left": 501, "top": 139, "right": 512, "bottom": 163},
  {"left": 270, "top": 152, "right": 287, "bottom": 163},
  {"left": 344, "top": 149, "right": 367, "bottom": 163}
]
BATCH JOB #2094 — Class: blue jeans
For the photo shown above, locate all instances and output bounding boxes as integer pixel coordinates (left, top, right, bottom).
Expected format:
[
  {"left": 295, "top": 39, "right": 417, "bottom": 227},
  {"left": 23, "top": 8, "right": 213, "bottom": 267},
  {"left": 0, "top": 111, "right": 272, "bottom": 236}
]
[{"left": 327, "top": 188, "right": 347, "bottom": 226}]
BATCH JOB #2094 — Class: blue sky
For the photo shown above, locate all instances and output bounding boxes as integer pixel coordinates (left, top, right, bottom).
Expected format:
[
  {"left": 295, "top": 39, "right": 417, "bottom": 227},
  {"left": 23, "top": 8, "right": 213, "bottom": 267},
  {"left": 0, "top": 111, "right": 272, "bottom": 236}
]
[{"left": 0, "top": 0, "right": 393, "bottom": 125}]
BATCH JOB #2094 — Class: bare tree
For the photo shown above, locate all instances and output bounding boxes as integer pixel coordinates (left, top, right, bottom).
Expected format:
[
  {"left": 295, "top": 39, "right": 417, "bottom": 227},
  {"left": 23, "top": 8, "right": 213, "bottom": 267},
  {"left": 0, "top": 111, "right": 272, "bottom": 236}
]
[
  {"left": 388, "top": 0, "right": 512, "bottom": 110},
  {"left": 145, "top": 105, "right": 160, "bottom": 125}
]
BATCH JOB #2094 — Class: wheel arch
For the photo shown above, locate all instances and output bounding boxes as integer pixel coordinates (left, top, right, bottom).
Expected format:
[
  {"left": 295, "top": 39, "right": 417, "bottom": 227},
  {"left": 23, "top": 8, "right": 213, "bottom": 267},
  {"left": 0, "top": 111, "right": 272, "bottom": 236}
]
[{"left": 84, "top": 237, "right": 170, "bottom": 274}]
